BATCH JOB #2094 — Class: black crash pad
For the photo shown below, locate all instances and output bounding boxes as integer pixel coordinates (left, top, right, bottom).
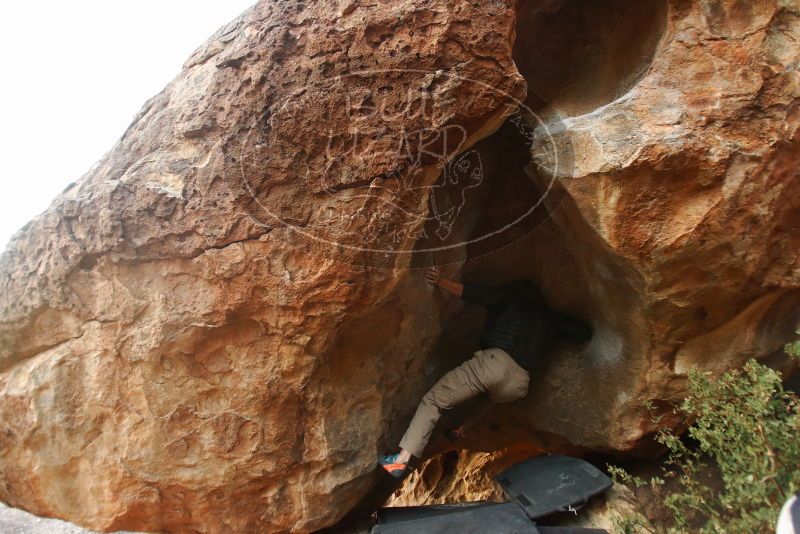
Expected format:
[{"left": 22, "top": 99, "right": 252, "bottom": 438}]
[
  {"left": 496, "top": 455, "right": 613, "bottom": 520},
  {"left": 370, "top": 456, "right": 612, "bottom": 533},
  {"left": 376, "top": 502, "right": 499, "bottom": 523},
  {"left": 372, "top": 502, "right": 540, "bottom": 533},
  {"left": 373, "top": 503, "right": 609, "bottom": 534},
  {"left": 538, "top": 529, "right": 608, "bottom": 534}
]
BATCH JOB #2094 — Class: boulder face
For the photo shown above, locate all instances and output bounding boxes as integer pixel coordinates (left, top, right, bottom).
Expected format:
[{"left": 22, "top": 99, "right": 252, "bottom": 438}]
[{"left": 0, "top": 0, "right": 799, "bottom": 532}]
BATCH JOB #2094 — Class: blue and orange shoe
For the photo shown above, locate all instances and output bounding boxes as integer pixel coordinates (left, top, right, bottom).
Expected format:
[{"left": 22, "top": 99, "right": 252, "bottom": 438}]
[{"left": 379, "top": 453, "right": 409, "bottom": 478}]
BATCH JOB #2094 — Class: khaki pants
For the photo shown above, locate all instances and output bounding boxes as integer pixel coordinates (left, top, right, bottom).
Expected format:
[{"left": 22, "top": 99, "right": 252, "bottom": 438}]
[{"left": 399, "top": 348, "right": 530, "bottom": 458}]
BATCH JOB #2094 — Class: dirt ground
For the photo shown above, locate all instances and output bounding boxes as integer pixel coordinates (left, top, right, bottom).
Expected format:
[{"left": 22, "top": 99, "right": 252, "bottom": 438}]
[{"left": 0, "top": 502, "right": 143, "bottom": 534}]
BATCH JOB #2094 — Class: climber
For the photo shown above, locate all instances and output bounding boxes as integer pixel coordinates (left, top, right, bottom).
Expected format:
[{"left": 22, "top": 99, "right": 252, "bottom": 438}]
[{"left": 378, "top": 267, "right": 593, "bottom": 478}]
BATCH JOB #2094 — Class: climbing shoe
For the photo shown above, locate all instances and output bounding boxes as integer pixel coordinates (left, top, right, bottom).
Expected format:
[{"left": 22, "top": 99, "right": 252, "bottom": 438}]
[{"left": 379, "top": 453, "right": 408, "bottom": 478}]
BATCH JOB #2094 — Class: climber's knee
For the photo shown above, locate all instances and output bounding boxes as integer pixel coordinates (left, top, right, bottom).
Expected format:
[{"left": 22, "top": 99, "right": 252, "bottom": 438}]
[
  {"left": 422, "top": 360, "right": 483, "bottom": 411},
  {"left": 421, "top": 385, "right": 453, "bottom": 412}
]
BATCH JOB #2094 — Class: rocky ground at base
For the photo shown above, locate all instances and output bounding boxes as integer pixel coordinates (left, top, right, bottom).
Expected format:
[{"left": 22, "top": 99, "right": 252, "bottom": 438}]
[{"left": 0, "top": 503, "right": 142, "bottom": 534}]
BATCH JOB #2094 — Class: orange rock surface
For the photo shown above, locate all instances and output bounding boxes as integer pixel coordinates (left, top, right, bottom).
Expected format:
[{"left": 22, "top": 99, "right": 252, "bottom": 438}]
[{"left": 1, "top": 0, "right": 799, "bottom": 532}]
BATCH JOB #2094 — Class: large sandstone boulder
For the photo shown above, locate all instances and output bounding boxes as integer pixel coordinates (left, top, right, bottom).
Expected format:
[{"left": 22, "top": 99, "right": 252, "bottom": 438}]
[{"left": 1, "top": 0, "right": 799, "bottom": 532}]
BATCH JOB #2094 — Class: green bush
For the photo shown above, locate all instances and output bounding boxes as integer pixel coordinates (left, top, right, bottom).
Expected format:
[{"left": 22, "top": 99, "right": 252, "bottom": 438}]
[
  {"left": 611, "top": 512, "right": 651, "bottom": 534},
  {"left": 610, "top": 339, "right": 800, "bottom": 534},
  {"left": 787, "top": 337, "right": 800, "bottom": 359}
]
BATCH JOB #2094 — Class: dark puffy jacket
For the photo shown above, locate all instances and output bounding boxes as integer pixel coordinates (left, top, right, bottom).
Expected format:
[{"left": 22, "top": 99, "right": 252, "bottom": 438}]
[{"left": 461, "top": 281, "right": 592, "bottom": 371}]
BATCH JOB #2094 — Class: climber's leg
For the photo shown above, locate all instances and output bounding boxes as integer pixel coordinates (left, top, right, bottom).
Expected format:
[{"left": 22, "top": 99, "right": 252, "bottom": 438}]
[
  {"left": 445, "top": 347, "right": 530, "bottom": 442},
  {"left": 483, "top": 348, "right": 530, "bottom": 404},
  {"left": 398, "top": 348, "right": 524, "bottom": 459}
]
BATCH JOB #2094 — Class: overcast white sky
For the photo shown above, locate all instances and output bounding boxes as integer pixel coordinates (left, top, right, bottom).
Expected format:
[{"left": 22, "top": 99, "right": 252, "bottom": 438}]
[{"left": 0, "top": 1, "right": 255, "bottom": 252}]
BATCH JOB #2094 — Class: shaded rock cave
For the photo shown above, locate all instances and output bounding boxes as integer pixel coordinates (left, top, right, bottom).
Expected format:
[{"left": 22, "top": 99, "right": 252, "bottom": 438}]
[
  {"left": 370, "top": 0, "right": 672, "bottom": 518},
  {"left": 403, "top": 0, "right": 668, "bottom": 441}
]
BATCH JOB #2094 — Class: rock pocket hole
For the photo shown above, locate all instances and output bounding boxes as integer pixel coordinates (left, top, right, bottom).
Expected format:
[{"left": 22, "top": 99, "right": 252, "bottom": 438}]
[
  {"left": 515, "top": 0, "right": 668, "bottom": 117},
  {"left": 410, "top": 0, "right": 668, "bottom": 268}
]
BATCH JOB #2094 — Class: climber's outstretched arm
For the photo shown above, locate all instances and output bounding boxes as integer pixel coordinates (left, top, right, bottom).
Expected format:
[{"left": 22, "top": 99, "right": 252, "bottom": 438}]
[
  {"left": 426, "top": 267, "right": 513, "bottom": 307},
  {"left": 425, "top": 268, "right": 515, "bottom": 309},
  {"left": 425, "top": 267, "right": 463, "bottom": 297}
]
